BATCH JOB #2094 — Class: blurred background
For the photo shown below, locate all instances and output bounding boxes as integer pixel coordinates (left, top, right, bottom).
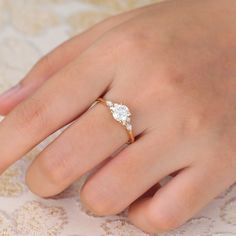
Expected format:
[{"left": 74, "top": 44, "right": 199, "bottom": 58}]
[{"left": 0, "top": 1, "right": 235, "bottom": 235}]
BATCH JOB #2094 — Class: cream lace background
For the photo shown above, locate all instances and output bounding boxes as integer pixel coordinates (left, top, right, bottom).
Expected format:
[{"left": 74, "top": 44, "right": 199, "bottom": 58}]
[{"left": 0, "top": 0, "right": 235, "bottom": 235}]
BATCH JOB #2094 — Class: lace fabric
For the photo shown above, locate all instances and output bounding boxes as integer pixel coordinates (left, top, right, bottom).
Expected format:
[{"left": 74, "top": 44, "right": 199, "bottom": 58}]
[{"left": 0, "top": 0, "right": 235, "bottom": 235}]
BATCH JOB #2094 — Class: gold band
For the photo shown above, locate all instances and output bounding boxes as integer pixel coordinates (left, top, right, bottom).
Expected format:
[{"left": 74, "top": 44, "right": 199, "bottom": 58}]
[{"left": 95, "top": 97, "right": 135, "bottom": 144}]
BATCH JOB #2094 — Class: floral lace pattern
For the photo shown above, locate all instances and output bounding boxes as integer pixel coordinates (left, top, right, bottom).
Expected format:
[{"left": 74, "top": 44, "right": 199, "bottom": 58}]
[{"left": 0, "top": 0, "right": 235, "bottom": 235}]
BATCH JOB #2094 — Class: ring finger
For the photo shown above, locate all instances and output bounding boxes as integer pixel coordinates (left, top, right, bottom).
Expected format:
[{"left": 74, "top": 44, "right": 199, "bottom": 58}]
[{"left": 26, "top": 90, "right": 146, "bottom": 197}]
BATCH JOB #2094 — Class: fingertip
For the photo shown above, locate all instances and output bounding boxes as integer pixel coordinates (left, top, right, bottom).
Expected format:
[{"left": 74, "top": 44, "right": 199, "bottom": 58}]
[
  {"left": 25, "top": 161, "right": 56, "bottom": 198},
  {"left": 128, "top": 197, "right": 160, "bottom": 234}
]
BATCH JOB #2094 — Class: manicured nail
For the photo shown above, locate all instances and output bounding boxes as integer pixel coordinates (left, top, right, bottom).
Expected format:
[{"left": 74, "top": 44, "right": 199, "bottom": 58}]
[{"left": 0, "top": 84, "right": 22, "bottom": 100}]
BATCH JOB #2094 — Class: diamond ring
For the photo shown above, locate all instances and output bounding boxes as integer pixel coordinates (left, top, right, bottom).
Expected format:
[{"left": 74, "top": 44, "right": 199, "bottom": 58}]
[{"left": 94, "top": 97, "right": 135, "bottom": 144}]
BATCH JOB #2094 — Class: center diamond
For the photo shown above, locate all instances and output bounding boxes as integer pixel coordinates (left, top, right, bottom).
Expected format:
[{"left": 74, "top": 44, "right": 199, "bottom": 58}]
[{"left": 110, "top": 103, "right": 131, "bottom": 123}]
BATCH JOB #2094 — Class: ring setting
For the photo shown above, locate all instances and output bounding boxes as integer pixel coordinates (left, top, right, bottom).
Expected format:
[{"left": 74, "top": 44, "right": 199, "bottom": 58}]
[{"left": 95, "top": 98, "right": 135, "bottom": 144}]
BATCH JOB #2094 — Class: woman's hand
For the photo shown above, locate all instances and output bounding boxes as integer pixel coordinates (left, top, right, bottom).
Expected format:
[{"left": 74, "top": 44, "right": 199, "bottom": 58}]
[{"left": 0, "top": 0, "right": 236, "bottom": 233}]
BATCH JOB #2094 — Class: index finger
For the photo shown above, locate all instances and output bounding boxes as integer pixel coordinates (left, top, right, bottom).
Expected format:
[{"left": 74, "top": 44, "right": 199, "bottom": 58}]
[{"left": 0, "top": 43, "right": 114, "bottom": 173}]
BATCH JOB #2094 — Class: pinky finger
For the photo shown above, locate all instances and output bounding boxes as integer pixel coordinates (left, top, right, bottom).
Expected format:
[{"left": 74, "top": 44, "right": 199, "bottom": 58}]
[{"left": 128, "top": 163, "right": 234, "bottom": 233}]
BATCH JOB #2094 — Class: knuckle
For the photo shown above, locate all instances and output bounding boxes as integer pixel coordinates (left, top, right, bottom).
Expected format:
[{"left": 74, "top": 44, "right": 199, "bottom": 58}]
[
  {"left": 158, "top": 66, "right": 190, "bottom": 95},
  {"left": 38, "top": 140, "right": 79, "bottom": 185},
  {"left": 14, "top": 97, "right": 48, "bottom": 132},
  {"left": 110, "top": 27, "right": 151, "bottom": 56},
  {"left": 164, "top": 69, "right": 186, "bottom": 87},
  {"left": 80, "top": 182, "right": 113, "bottom": 216},
  {"left": 38, "top": 153, "right": 67, "bottom": 185}
]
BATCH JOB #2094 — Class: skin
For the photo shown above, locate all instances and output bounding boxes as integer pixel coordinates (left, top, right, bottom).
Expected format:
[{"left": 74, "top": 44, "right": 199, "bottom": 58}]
[{"left": 0, "top": 0, "right": 236, "bottom": 233}]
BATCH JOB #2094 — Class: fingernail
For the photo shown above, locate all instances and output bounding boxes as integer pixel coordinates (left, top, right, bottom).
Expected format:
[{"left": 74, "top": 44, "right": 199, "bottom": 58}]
[{"left": 0, "top": 84, "right": 22, "bottom": 100}]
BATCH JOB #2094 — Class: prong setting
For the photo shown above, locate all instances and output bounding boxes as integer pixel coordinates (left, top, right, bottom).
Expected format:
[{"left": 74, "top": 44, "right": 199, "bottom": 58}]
[
  {"left": 109, "top": 103, "right": 132, "bottom": 130},
  {"left": 96, "top": 98, "right": 134, "bottom": 143}
]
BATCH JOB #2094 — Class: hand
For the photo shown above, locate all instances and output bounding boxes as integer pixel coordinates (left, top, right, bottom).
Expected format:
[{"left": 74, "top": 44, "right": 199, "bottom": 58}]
[{"left": 0, "top": 0, "right": 236, "bottom": 233}]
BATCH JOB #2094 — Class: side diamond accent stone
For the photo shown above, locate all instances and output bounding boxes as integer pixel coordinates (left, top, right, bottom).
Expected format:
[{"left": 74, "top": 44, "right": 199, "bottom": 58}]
[
  {"left": 126, "top": 123, "right": 132, "bottom": 131},
  {"left": 106, "top": 101, "right": 113, "bottom": 107}
]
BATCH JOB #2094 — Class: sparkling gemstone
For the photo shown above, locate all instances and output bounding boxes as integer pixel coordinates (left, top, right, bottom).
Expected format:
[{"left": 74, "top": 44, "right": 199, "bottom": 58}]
[{"left": 110, "top": 103, "right": 131, "bottom": 123}]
